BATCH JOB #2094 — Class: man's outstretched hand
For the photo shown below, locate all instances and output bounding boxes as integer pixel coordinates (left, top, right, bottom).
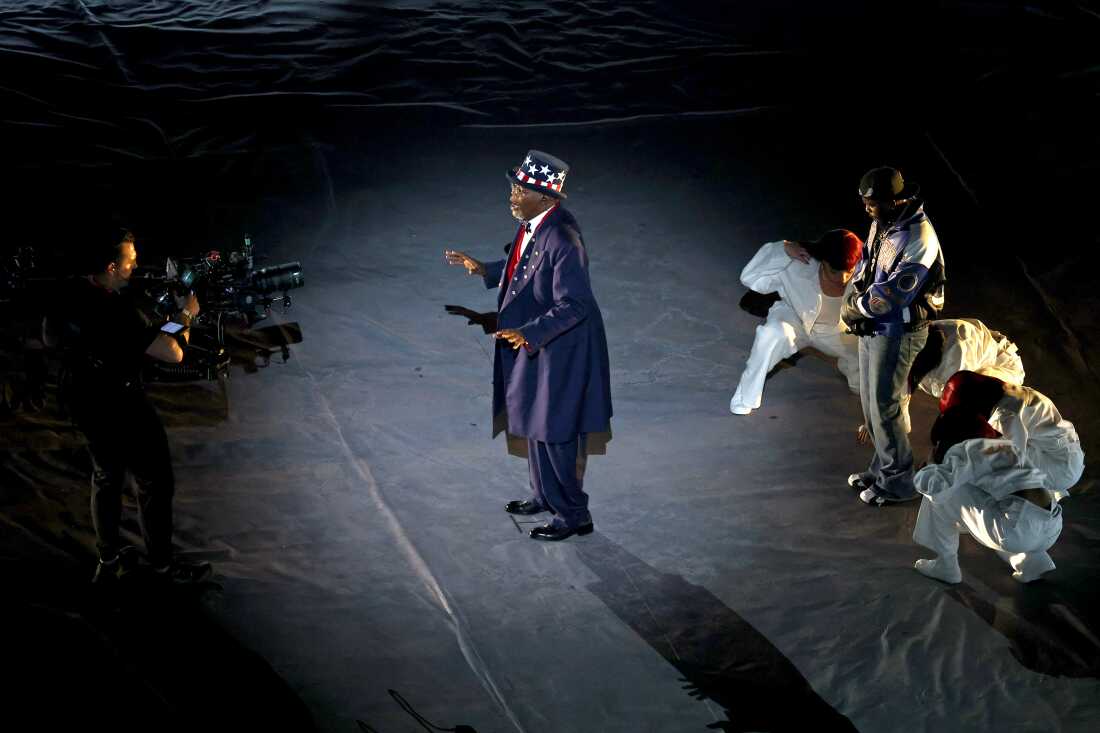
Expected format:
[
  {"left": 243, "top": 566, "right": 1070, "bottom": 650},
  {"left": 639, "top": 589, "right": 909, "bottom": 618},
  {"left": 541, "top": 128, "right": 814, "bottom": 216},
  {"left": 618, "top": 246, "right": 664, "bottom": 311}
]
[{"left": 444, "top": 249, "right": 486, "bottom": 276}]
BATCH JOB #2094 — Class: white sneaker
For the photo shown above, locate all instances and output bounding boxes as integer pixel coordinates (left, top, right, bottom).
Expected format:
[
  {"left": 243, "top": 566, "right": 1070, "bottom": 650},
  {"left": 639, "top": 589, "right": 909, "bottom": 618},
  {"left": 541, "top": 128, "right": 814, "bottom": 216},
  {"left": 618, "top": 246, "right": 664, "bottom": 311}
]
[
  {"left": 859, "top": 487, "right": 919, "bottom": 506},
  {"left": 729, "top": 399, "right": 752, "bottom": 415},
  {"left": 847, "top": 473, "right": 873, "bottom": 491},
  {"left": 1010, "top": 557, "right": 1056, "bottom": 583},
  {"left": 914, "top": 557, "right": 962, "bottom": 584}
]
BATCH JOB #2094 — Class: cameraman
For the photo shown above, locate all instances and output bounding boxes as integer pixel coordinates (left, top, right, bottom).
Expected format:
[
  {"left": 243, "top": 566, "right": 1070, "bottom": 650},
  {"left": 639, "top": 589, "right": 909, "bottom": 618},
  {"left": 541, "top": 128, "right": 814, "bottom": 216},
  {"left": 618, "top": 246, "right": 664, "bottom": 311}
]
[{"left": 44, "top": 228, "right": 211, "bottom": 586}]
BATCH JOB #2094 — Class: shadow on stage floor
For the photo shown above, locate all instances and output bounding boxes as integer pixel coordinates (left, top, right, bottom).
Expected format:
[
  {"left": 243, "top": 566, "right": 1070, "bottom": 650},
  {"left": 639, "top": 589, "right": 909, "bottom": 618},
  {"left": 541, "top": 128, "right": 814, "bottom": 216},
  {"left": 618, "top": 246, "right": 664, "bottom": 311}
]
[
  {"left": 3, "top": 564, "right": 317, "bottom": 732},
  {"left": 577, "top": 535, "right": 858, "bottom": 732}
]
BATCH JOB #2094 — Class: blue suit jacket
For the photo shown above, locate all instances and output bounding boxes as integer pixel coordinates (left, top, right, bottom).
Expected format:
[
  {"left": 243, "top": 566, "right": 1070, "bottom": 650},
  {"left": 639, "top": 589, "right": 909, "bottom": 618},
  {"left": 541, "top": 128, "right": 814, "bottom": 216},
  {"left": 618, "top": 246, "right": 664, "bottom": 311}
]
[{"left": 481, "top": 205, "right": 612, "bottom": 443}]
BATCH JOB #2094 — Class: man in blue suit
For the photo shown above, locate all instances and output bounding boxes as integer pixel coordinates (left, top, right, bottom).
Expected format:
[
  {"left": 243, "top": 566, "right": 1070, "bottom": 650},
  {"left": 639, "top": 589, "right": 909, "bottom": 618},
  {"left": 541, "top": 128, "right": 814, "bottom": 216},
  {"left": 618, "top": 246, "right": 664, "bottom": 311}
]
[{"left": 445, "top": 150, "right": 612, "bottom": 541}]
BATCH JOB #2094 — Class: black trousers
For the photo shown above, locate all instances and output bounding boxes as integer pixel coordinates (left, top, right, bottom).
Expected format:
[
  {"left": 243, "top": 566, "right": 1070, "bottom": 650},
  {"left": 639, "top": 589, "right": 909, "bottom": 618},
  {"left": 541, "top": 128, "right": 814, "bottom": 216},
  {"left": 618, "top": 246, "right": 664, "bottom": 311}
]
[{"left": 72, "top": 388, "right": 175, "bottom": 566}]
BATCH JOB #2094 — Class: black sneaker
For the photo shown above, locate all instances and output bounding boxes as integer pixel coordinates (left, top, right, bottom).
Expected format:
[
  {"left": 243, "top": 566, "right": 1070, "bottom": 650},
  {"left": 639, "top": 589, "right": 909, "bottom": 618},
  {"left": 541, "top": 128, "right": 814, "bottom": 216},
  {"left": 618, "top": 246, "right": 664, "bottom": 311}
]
[
  {"left": 91, "top": 545, "right": 140, "bottom": 585},
  {"left": 92, "top": 557, "right": 120, "bottom": 585},
  {"left": 152, "top": 560, "right": 214, "bottom": 586}
]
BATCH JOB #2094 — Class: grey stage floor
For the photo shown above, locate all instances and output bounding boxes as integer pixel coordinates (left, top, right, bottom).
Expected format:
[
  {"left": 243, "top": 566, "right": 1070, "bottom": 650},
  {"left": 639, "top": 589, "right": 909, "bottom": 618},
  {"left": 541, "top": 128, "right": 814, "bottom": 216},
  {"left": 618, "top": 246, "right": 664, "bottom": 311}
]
[
  {"left": 5, "top": 118, "right": 1088, "bottom": 732},
  {"left": 1, "top": 5, "right": 1098, "bottom": 721}
]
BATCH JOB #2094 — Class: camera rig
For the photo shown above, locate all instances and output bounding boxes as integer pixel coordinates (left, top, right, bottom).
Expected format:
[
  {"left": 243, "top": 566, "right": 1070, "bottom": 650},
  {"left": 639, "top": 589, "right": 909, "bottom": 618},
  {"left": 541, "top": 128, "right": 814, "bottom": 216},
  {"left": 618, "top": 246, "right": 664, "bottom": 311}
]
[{"left": 134, "top": 236, "right": 305, "bottom": 383}]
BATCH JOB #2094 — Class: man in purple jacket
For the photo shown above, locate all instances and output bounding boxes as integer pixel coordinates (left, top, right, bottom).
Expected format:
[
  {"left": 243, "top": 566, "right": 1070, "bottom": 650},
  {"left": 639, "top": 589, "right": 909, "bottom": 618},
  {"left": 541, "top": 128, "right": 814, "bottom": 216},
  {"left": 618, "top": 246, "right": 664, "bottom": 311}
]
[
  {"left": 445, "top": 150, "right": 613, "bottom": 541},
  {"left": 841, "top": 167, "right": 946, "bottom": 506}
]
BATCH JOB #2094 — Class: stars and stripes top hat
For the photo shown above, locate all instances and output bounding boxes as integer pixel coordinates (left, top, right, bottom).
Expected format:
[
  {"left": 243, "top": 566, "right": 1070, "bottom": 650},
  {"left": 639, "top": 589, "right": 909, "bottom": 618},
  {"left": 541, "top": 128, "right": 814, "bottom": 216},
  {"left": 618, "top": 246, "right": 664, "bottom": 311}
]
[{"left": 507, "top": 149, "right": 569, "bottom": 199}]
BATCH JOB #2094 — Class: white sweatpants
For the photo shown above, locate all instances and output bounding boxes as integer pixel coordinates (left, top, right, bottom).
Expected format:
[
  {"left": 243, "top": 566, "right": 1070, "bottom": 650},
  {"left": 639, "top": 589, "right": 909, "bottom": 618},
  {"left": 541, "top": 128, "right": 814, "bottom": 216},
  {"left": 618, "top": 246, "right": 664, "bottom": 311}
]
[
  {"left": 1031, "top": 437, "right": 1085, "bottom": 498},
  {"left": 732, "top": 300, "right": 859, "bottom": 410},
  {"left": 913, "top": 484, "right": 1063, "bottom": 580}
]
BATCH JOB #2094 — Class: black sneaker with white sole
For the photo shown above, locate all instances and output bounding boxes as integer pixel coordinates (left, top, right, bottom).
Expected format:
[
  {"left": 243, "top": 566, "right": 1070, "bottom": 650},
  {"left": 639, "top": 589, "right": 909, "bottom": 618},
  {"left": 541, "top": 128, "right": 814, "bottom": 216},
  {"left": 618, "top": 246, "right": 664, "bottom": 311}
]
[
  {"left": 858, "top": 487, "right": 920, "bottom": 506},
  {"left": 847, "top": 473, "right": 874, "bottom": 492},
  {"left": 91, "top": 545, "right": 141, "bottom": 585},
  {"left": 152, "top": 560, "right": 214, "bottom": 586}
]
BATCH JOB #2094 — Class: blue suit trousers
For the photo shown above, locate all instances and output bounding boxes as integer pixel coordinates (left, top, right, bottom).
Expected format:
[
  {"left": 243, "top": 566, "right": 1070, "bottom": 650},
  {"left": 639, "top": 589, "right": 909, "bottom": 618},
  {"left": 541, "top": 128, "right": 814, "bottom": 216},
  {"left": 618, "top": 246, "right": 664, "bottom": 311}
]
[{"left": 527, "top": 434, "right": 590, "bottom": 529}]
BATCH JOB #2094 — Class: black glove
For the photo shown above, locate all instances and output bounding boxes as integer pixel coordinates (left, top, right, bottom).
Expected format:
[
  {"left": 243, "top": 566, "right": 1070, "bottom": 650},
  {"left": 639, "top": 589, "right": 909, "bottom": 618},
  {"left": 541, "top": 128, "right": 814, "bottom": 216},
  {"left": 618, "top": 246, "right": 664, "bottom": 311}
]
[
  {"left": 844, "top": 318, "right": 877, "bottom": 337},
  {"left": 841, "top": 289, "right": 876, "bottom": 336},
  {"left": 738, "top": 290, "right": 780, "bottom": 319}
]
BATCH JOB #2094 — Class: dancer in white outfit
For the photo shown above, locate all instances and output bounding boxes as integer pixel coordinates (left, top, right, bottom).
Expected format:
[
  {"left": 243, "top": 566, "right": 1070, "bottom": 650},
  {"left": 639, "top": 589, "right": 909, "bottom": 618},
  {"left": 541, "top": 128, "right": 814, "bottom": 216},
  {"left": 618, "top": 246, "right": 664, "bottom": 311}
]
[
  {"left": 911, "top": 371, "right": 1084, "bottom": 583},
  {"left": 908, "top": 318, "right": 1025, "bottom": 398},
  {"left": 913, "top": 435, "right": 1064, "bottom": 584},
  {"left": 730, "top": 230, "right": 862, "bottom": 415},
  {"left": 938, "top": 371, "right": 1084, "bottom": 496}
]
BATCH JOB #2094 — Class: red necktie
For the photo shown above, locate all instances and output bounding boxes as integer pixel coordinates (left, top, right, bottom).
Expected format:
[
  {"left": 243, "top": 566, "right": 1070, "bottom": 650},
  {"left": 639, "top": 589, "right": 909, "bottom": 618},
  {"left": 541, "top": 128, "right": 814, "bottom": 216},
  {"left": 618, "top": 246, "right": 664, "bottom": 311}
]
[{"left": 504, "top": 222, "right": 530, "bottom": 284}]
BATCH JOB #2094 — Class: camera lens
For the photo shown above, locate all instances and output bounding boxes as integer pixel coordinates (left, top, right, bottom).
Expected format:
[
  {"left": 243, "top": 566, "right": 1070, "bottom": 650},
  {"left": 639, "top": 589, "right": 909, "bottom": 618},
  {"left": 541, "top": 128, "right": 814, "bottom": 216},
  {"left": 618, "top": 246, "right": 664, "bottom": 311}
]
[{"left": 249, "top": 262, "right": 304, "bottom": 295}]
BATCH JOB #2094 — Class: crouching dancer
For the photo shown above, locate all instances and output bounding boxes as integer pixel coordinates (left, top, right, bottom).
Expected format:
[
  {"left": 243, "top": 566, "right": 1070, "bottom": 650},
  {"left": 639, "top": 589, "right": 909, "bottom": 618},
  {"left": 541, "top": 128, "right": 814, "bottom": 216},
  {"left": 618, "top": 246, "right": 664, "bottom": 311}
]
[
  {"left": 939, "top": 370, "right": 1085, "bottom": 496},
  {"left": 729, "top": 229, "right": 862, "bottom": 415},
  {"left": 912, "top": 420, "right": 1063, "bottom": 584},
  {"left": 911, "top": 371, "right": 1084, "bottom": 583},
  {"left": 908, "top": 318, "right": 1025, "bottom": 398}
]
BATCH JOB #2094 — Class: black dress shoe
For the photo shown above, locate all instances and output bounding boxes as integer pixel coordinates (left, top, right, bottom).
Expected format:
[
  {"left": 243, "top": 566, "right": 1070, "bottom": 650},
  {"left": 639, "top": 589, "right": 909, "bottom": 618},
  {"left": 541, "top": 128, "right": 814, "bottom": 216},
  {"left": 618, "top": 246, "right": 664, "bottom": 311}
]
[
  {"left": 529, "top": 523, "right": 594, "bottom": 541},
  {"left": 505, "top": 499, "right": 547, "bottom": 515}
]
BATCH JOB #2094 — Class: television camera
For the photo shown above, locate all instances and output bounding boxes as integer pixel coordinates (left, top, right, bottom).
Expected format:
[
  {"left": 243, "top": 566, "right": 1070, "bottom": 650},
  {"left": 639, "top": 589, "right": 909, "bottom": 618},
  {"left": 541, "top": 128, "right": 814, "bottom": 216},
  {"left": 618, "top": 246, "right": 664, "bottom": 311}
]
[{"left": 134, "top": 236, "right": 305, "bottom": 383}]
